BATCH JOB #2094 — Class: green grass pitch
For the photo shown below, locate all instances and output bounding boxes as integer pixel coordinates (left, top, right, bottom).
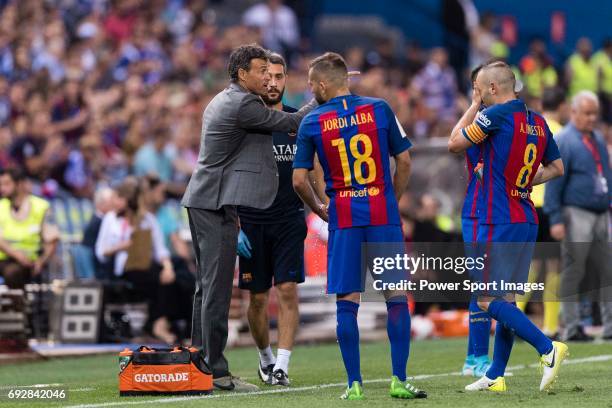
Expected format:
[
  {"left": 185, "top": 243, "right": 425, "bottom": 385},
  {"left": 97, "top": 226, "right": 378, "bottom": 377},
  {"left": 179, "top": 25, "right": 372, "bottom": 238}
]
[{"left": 1, "top": 338, "right": 611, "bottom": 407}]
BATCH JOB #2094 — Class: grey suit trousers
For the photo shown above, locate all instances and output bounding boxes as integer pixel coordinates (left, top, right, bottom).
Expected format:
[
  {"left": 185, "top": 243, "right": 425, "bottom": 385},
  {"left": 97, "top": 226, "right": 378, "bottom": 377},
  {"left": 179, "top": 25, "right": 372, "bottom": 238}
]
[
  {"left": 559, "top": 206, "right": 612, "bottom": 339},
  {"left": 187, "top": 206, "right": 238, "bottom": 378}
]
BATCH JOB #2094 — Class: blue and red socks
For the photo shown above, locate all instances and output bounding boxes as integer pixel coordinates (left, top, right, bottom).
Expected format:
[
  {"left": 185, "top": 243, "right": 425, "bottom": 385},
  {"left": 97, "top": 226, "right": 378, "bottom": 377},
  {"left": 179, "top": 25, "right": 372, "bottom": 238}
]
[
  {"left": 336, "top": 300, "right": 362, "bottom": 386},
  {"left": 386, "top": 296, "right": 411, "bottom": 381}
]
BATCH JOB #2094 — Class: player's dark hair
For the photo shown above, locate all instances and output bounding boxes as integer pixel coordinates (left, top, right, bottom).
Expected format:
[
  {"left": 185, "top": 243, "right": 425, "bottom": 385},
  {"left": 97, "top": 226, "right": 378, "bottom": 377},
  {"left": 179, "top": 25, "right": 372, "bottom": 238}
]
[
  {"left": 309, "top": 52, "right": 348, "bottom": 84},
  {"left": 470, "top": 64, "right": 484, "bottom": 82},
  {"left": 0, "top": 167, "right": 27, "bottom": 183},
  {"left": 228, "top": 44, "right": 270, "bottom": 81},
  {"left": 542, "top": 87, "right": 566, "bottom": 112},
  {"left": 268, "top": 53, "right": 287, "bottom": 74}
]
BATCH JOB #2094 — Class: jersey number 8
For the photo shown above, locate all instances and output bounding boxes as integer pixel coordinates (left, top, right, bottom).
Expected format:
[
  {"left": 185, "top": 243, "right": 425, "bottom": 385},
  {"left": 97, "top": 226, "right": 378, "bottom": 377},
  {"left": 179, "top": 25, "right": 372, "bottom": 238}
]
[{"left": 515, "top": 143, "right": 537, "bottom": 188}]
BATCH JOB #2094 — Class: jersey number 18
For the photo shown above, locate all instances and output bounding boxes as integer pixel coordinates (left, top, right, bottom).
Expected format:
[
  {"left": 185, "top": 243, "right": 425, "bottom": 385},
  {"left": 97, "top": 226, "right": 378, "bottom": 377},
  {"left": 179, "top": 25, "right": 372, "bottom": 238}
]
[{"left": 331, "top": 133, "right": 377, "bottom": 186}]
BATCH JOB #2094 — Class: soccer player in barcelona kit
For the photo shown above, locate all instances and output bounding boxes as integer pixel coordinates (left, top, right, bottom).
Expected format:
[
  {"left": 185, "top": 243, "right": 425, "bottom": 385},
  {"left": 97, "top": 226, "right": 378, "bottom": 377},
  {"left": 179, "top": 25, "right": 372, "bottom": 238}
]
[
  {"left": 292, "top": 53, "right": 428, "bottom": 400},
  {"left": 449, "top": 61, "right": 567, "bottom": 392}
]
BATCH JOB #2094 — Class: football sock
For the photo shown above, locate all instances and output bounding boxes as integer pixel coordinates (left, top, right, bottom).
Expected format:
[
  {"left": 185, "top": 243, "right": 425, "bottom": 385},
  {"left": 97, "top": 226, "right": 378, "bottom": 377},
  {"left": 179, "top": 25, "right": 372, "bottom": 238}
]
[
  {"left": 486, "top": 319, "right": 515, "bottom": 379},
  {"left": 386, "top": 296, "right": 411, "bottom": 382},
  {"left": 258, "top": 345, "right": 276, "bottom": 367},
  {"left": 469, "top": 296, "right": 491, "bottom": 358},
  {"left": 487, "top": 299, "right": 553, "bottom": 356},
  {"left": 274, "top": 348, "right": 291, "bottom": 374},
  {"left": 336, "top": 300, "right": 362, "bottom": 386}
]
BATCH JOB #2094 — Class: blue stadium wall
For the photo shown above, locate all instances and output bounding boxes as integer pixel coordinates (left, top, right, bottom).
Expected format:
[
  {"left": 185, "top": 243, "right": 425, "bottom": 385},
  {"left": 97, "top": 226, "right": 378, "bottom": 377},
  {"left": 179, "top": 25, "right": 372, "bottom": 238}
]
[{"left": 306, "top": 0, "right": 610, "bottom": 64}]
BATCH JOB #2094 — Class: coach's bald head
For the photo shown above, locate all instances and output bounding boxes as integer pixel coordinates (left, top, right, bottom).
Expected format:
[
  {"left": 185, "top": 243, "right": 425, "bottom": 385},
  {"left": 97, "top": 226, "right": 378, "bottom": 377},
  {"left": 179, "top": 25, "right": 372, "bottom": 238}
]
[
  {"left": 475, "top": 61, "right": 517, "bottom": 107},
  {"left": 308, "top": 52, "right": 349, "bottom": 104}
]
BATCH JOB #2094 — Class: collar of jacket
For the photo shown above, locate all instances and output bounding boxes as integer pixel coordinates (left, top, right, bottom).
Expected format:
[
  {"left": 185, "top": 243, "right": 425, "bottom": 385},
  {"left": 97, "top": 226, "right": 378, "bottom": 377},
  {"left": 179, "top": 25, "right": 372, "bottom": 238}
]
[{"left": 229, "top": 82, "right": 249, "bottom": 93}]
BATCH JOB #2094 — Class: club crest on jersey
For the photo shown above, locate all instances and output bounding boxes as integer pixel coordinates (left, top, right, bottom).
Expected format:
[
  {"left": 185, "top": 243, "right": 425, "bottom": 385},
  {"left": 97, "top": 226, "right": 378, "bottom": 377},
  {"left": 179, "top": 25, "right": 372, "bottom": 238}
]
[{"left": 476, "top": 112, "right": 491, "bottom": 127}]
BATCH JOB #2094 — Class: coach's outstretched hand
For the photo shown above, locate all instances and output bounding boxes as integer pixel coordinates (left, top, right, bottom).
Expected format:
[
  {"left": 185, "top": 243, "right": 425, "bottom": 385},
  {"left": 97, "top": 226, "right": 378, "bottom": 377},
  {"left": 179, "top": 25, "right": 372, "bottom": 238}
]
[{"left": 237, "top": 229, "right": 252, "bottom": 258}]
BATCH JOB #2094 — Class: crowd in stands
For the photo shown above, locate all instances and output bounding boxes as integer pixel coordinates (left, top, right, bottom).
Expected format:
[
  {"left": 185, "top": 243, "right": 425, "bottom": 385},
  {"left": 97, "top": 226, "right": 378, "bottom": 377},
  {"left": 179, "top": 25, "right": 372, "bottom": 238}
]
[
  {"left": 0, "top": 0, "right": 609, "bottom": 200},
  {"left": 0, "top": 0, "right": 610, "bottom": 342}
]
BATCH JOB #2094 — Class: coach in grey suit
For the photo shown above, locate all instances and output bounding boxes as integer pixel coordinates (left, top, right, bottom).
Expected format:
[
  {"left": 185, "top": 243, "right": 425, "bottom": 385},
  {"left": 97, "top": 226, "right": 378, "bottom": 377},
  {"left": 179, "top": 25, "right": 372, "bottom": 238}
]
[{"left": 181, "top": 44, "right": 315, "bottom": 391}]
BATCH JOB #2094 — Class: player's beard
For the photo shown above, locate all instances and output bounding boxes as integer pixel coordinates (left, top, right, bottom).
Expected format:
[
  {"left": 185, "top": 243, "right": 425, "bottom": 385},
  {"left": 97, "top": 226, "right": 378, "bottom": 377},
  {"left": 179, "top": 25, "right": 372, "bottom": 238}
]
[
  {"left": 263, "top": 86, "right": 285, "bottom": 106},
  {"left": 314, "top": 91, "right": 327, "bottom": 104}
]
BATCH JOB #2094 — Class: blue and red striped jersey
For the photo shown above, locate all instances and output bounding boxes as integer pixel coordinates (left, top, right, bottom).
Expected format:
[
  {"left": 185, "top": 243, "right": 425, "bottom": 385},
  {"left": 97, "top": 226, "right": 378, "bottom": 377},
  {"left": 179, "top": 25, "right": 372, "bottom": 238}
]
[
  {"left": 293, "top": 94, "right": 412, "bottom": 230},
  {"left": 461, "top": 145, "right": 482, "bottom": 219},
  {"left": 461, "top": 99, "right": 561, "bottom": 224}
]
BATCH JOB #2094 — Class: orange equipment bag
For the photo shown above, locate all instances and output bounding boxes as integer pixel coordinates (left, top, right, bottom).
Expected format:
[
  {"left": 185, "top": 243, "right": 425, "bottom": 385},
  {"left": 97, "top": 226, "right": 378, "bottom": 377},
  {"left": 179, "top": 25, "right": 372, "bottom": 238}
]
[{"left": 118, "top": 346, "right": 213, "bottom": 396}]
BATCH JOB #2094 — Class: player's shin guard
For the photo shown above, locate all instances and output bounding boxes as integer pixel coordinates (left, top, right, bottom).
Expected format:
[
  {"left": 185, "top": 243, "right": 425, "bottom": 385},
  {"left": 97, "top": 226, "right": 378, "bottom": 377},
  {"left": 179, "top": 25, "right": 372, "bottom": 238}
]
[
  {"left": 486, "top": 299, "right": 553, "bottom": 356},
  {"left": 469, "top": 296, "right": 491, "bottom": 358},
  {"left": 486, "top": 320, "right": 514, "bottom": 379},
  {"left": 386, "top": 296, "right": 410, "bottom": 382},
  {"left": 336, "top": 300, "right": 362, "bottom": 386}
]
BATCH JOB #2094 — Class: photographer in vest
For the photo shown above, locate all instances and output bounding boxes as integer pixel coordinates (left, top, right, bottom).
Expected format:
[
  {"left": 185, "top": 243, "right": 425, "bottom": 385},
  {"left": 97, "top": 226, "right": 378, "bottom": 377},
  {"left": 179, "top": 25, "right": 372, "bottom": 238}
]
[{"left": 0, "top": 168, "right": 59, "bottom": 289}]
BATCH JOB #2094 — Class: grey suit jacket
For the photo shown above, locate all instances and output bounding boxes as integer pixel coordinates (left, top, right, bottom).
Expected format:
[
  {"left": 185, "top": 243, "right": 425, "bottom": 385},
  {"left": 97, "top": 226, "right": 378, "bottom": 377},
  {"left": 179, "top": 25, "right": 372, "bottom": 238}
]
[{"left": 181, "top": 82, "right": 316, "bottom": 210}]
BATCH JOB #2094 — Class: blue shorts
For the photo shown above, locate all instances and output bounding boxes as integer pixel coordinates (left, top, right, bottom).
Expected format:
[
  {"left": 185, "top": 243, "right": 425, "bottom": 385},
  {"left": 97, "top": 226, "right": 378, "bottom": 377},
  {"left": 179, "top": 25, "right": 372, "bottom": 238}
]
[
  {"left": 461, "top": 217, "right": 479, "bottom": 244},
  {"left": 472, "top": 223, "right": 538, "bottom": 297},
  {"left": 327, "top": 224, "right": 405, "bottom": 294}
]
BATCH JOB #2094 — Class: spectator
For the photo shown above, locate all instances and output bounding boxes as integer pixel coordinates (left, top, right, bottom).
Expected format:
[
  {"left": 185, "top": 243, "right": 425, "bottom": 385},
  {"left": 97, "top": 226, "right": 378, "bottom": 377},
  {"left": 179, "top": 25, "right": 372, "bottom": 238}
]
[
  {"left": 103, "top": 0, "right": 139, "bottom": 44},
  {"left": 0, "top": 127, "right": 13, "bottom": 169},
  {"left": 517, "top": 38, "right": 558, "bottom": 98},
  {"left": 411, "top": 48, "right": 458, "bottom": 138},
  {"left": 51, "top": 79, "right": 89, "bottom": 143},
  {"left": 0, "top": 168, "right": 59, "bottom": 289},
  {"left": 544, "top": 91, "right": 612, "bottom": 342},
  {"left": 112, "top": 20, "right": 167, "bottom": 85},
  {"left": 10, "top": 111, "right": 66, "bottom": 181},
  {"left": 468, "top": 11, "right": 498, "bottom": 67},
  {"left": 132, "top": 126, "right": 175, "bottom": 181},
  {"left": 0, "top": 75, "right": 10, "bottom": 126},
  {"left": 566, "top": 37, "right": 598, "bottom": 97},
  {"left": 593, "top": 38, "right": 612, "bottom": 124},
  {"left": 82, "top": 187, "right": 117, "bottom": 280},
  {"left": 142, "top": 174, "right": 194, "bottom": 340},
  {"left": 63, "top": 133, "right": 103, "bottom": 197},
  {"left": 242, "top": 0, "right": 299, "bottom": 57},
  {"left": 95, "top": 177, "right": 177, "bottom": 343}
]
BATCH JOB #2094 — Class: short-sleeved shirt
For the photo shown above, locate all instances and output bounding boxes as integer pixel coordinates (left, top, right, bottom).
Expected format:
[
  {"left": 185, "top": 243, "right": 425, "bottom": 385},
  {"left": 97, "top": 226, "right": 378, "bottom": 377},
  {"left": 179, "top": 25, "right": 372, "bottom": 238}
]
[
  {"left": 461, "top": 99, "right": 561, "bottom": 224},
  {"left": 293, "top": 94, "right": 411, "bottom": 230},
  {"left": 238, "top": 105, "right": 304, "bottom": 224}
]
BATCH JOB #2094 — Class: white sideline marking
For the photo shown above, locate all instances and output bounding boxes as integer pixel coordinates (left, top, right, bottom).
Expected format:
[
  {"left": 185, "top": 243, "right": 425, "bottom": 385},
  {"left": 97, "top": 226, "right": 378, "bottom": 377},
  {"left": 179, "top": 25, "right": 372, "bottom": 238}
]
[
  {"left": 0, "top": 383, "right": 62, "bottom": 390},
  {"left": 63, "top": 354, "right": 612, "bottom": 408}
]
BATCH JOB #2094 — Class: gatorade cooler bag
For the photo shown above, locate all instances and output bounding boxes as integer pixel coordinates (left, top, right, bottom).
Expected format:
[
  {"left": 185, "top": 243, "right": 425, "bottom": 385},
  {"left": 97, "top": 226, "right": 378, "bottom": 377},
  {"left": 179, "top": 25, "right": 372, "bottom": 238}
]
[{"left": 119, "top": 346, "right": 213, "bottom": 396}]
